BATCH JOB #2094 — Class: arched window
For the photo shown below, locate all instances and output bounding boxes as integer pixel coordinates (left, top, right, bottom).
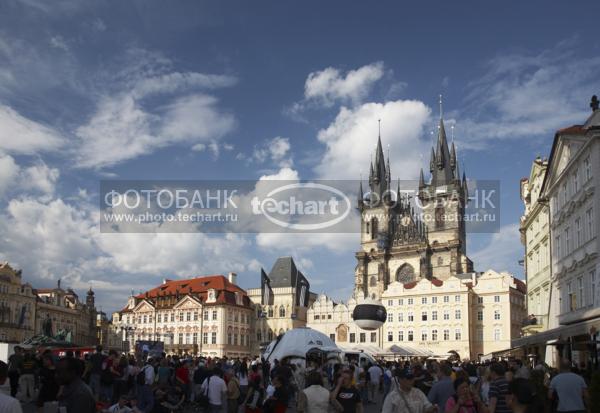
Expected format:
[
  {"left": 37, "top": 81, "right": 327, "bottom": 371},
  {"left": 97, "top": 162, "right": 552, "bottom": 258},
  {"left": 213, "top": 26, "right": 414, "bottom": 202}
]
[
  {"left": 396, "top": 264, "right": 415, "bottom": 284},
  {"left": 369, "top": 276, "right": 377, "bottom": 287},
  {"left": 371, "top": 218, "right": 378, "bottom": 240},
  {"left": 267, "top": 307, "right": 274, "bottom": 317},
  {"left": 279, "top": 306, "right": 286, "bottom": 318}
]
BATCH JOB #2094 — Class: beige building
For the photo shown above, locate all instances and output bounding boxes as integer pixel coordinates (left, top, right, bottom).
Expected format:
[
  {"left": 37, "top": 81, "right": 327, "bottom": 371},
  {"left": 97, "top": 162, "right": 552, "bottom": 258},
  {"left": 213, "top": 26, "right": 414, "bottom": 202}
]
[
  {"left": 35, "top": 283, "right": 98, "bottom": 346},
  {"left": 515, "top": 97, "right": 600, "bottom": 366},
  {"left": 113, "top": 273, "right": 254, "bottom": 358},
  {"left": 247, "top": 257, "right": 317, "bottom": 353},
  {"left": 309, "top": 270, "right": 526, "bottom": 361},
  {"left": 0, "top": 262, "right": 37, "bottom": 343},
  {"left": 520, "top": 157, "right": 552, "bottom": 336}
]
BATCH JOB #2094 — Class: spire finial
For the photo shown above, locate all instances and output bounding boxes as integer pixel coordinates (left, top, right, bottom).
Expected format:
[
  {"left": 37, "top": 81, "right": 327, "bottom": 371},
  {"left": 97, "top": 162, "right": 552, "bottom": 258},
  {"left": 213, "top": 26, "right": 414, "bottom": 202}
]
[
  {"left": 439, "top": 94, "right": 443, "bottom": 119},
  {"left": 451, "top": 124, "right": 455, "bottom": 142},
  {"left": 378, "top": 119, "right": 381, "bottom": 137}
]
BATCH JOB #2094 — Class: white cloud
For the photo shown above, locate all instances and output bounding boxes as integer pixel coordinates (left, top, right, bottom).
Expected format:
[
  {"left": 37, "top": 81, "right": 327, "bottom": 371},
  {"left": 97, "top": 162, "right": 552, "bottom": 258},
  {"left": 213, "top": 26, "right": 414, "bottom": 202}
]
[
  {"left": 304, "top": 62, "right": 385, "bottom": 107},
  {"left": 315, "top": 100, "right": 431, "bottom": 180},
  {"left": 250, "top": 137, "right": 293, "bottom": 168},
  {"left": 49, "top": 36, "right": 69, "bottom": 52},
  {"left": 19, "top": 161, "right": 60, "bottom": 197},
  {"left": 258, "top": 167, "right": 299, "bottom": 181},
  {"left": 457, "top": 40, "right": 600, "bottom": 149},
  {"left": 91, "top": 18, "right": 106, "bottom": 32},
  {"left": 0, "top": 153, "right": 19, "bottom": 196},
  {"left": 470, "top": 224, "right": 522, "bottom": 277},
  {"left": 0, "top": 105, "right": 65, "bottom": 154}
]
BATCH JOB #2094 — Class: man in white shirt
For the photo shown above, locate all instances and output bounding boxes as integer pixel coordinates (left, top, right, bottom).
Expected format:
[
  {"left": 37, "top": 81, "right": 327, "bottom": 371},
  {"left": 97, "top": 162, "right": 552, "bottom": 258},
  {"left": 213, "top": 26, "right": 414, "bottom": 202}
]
[
  {"left": 201, "top": 368, "right": 228, "bottom": 413},
  {"left": 548, "top": 359, "right": 589, "bottom": 413},
  {"left": 383, "top": 369, "right": 438, "bottom": 413},
  {"left": 367, "top": 364, "right": 383, "bottom": 403},
  {"left": 0, "top": 361, "right": 22, "bottom": 413}
]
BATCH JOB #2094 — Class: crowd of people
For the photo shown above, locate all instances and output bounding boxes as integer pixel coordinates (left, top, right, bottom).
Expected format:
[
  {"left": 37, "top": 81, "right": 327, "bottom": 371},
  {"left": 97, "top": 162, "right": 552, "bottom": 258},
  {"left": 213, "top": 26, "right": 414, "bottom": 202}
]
[{"left": 0, "top": 344, "right": 595, "bottom": 413}]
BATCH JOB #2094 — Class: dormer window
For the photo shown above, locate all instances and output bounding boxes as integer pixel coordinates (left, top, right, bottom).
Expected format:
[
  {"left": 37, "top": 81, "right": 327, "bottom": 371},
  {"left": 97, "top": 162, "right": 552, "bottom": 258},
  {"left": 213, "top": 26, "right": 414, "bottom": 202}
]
[{"left": 207, "top": 289, "right": 216, "bottom": 303}]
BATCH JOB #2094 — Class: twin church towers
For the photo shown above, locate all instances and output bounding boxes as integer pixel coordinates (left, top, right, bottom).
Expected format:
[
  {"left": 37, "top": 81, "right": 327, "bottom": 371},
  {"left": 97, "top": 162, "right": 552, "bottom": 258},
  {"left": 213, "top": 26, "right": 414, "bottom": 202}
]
[{"left": 354, "top": 116, "right": 473, "bottom": 299}]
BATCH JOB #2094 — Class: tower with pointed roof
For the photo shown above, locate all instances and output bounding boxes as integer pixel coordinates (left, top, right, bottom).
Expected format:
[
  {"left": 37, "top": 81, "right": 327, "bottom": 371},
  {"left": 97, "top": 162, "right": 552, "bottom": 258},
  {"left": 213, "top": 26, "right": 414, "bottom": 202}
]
[
  {"left": 354, "top": 113, "right": 472, "bottom": 300},
  {"left": 419, "top": 116, "right": 472, "bottom": 279}
]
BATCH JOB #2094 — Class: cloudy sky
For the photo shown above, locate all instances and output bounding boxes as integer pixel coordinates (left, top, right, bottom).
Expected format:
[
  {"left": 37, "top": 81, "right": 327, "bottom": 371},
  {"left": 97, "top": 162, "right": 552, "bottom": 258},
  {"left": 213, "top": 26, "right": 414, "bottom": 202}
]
[{"left": 1, "top": 0, "right": 599, "bottom": 313}]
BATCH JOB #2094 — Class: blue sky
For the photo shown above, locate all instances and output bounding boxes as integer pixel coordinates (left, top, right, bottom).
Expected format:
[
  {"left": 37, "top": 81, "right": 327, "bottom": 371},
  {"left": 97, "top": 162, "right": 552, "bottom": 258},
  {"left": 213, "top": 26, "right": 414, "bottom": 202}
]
[{"left": 1, "top": 0, "right": 599, "bottom": 313}]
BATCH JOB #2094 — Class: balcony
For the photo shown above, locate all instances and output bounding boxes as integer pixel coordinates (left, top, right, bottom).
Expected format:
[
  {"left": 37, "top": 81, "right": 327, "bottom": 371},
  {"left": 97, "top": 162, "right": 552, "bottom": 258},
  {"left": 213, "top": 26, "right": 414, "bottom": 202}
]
[{"left": 520, "top": 315, "right": 547, "bottom": 336}]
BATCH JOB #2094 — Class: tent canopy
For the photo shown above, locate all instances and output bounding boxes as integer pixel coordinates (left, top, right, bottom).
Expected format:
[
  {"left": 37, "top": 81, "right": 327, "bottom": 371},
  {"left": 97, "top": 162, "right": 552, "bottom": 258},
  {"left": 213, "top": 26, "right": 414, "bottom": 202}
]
[
  {"left": 263, "top": 328, "right": 341, "bottom": 362},
  {"left": 383, "top": 344, "right": 434, "bottom": 357}
]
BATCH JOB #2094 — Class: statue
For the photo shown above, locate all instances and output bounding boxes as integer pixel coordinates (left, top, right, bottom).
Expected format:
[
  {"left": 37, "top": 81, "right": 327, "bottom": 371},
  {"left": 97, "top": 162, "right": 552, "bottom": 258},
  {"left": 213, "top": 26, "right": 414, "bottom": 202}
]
[{"left": 42, "top": 313, "right": 53, "bottom": 337}]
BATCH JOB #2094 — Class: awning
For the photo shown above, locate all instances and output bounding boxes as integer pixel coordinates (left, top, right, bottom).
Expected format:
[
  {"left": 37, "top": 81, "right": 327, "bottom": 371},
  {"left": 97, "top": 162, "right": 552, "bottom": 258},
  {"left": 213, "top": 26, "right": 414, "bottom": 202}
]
[{"left": 512, "top": 316, "right": 600, "bottom": 348}]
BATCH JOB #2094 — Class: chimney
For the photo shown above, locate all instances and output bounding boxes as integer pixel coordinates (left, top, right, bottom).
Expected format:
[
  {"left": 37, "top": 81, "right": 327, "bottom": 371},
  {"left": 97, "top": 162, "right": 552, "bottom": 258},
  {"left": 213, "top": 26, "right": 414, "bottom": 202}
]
[{"left": 228, "top": 272, "right": 237, "bottom": 285}]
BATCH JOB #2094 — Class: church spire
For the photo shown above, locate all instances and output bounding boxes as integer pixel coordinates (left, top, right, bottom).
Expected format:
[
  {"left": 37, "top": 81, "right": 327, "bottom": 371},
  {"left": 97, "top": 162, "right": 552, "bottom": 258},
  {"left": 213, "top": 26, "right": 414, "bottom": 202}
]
[
  {"left": 430, "top": 106, "right": 454, "bottom": 187},
  {"left": 429, "top": 147, "right": 436, "bottom": 173},
  {"left": 419, "top": 168, "right": 425, "bottom": 189},
  {"left": 450, "top": 141, "right": 457, "bottom": 172},
  {"left": 358, "top": 179, "right": 364, "bottom": 209}
]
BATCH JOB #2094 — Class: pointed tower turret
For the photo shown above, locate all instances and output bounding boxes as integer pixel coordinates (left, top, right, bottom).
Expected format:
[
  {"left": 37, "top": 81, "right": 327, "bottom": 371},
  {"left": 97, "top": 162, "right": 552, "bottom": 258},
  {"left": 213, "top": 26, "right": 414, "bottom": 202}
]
[
  {"left": 450, "top": 141, "right": 457, "bottom": 171},
  {"left": 358, "top": 180, "right": 364, "bottom": 209},
  {"left": 419, "top": 168, "right": 425, "bottom": 189},
  {"left": 429, "top": 147, "right": 436, "bottom": 173},
  {"left": 431, "top": 118, "right": 454, "bottom": 187}
]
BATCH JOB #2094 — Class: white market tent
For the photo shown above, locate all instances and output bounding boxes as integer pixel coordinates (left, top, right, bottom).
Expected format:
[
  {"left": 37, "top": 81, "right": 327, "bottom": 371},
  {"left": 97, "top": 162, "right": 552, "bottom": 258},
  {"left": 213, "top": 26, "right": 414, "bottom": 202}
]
[
  {"left": 382, "top": 344, "right": 435, "bottom": 358},
  {"left": 263, "top": 327, "right": 341, "bottom": 362}
]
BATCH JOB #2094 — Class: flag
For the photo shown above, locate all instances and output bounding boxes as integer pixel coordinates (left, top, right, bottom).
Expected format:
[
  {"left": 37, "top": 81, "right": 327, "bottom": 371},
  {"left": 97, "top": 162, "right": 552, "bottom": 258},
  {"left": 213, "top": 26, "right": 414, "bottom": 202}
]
[{"left": 297, "top": 278, "right": 309, "bottom": 306}]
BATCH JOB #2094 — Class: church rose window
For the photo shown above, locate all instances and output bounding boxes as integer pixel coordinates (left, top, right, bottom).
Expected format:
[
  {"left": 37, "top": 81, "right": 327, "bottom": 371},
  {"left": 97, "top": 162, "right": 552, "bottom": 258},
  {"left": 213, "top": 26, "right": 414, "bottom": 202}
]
[{"left": 396, "top": 264, "right": 415, "bottom": 283}]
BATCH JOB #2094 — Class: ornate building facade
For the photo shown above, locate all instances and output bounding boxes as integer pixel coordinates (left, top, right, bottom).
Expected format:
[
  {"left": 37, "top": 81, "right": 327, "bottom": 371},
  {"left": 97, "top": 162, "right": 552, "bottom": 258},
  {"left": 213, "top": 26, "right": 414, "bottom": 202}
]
[
  {"left": 354, "top": 117, "right": 472, "bottom": 300},
  {"left": 246, "top": 257, "right": 317, "bottom": 353},
  {"left": 0, "top": 262, "right": 36, "bottom": 343},
  {"left": 113, "top": 273, "right": 254, "bottom": 358}
]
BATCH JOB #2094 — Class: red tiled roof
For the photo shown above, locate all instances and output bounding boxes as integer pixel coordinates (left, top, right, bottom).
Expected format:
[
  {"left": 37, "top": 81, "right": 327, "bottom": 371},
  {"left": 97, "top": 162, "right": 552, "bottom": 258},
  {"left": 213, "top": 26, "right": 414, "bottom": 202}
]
[
  {"left": 431, "top": 278, "right": 443, "bottom": 287},
  {"left": 557, "top": 125, "right": 585, "bottom": 135},
  {"left": 136, "top": 275, "right": 245, "bottom": 299}
]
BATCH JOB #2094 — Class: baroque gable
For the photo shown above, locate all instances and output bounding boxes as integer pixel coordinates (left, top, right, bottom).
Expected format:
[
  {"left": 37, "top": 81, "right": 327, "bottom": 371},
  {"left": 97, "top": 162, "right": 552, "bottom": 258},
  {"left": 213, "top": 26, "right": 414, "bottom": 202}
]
[
  {"left": 132, "top": 299, "right": 155, "bottom": 313},
  {"left": 173, "top": 295, "right": 202, "bottom": 310}
]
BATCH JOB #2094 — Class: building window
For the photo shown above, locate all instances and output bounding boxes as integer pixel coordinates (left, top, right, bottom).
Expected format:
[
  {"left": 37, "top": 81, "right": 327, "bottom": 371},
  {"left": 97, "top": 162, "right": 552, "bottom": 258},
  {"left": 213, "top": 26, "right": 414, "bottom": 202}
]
[
  {"left": 179, "top": 313, "right": 183, "bottom": 322},
  {"left": 422, "top": 297, "right": 427, "bottom": 304},
  {"left": 455, "top": 295, "right": 460, "bottom": 302},
  {"left": 432, "top": 297, "right": 437, "bottom": 304},
  {"left": 279, "top": 306, "right": 285, "bottom": 317},
  {"left": 211, "top": 332, "right": 217, "bottom": 344},
  {"left": 370, "top": 332, "right": 376, "bottom": 342},
  {"left": 194, "top": 312, "right": 199, "bottom": 321},
  {"left": 234, "top": 333, "right": 238, "bottom": 345},
  {"left": 494, "top": 329, "right": 501, "bottom": 341},
  {"left": 314, "top": 315, "right": 320, "bottom": 320},
  {"left": 591, "top": 270, "right": 597, "bottom": 306},
  {"left": 578, "top": 277, "right": 585, "bottom": 308},
  {"left": 567, "top": 281, "right": 576, "bottom": 311},
  {"left": 203, "top": 332, "right": 208, "bottom": 344},
  {"left": 421, "top": 312, "right": 427, "bottom": 321},
  {"left": 584, "top": 156, "right": 591, "bottom": 181},
  {"left": 349, "top": 333, "right": 356, "bottom": 343},
  {"left": 387, "top": 313, "right": 393, "bottom": 322},
  {"left": 443, "top": 310, "right": 449, "bottom": 320},
  {"left": 398, "top": 313, "right": 404, "bottom": 322},
  {"left": 330, "top": 334, "right": 336, "bottom": 342},
  {"left": 178, "top": 333, "right": 183, "bottom": 344},
  {"left": 387, "top": 300, "right": 393, "bottom": 306},
  {"left": 573, "top": 168, "right": 579, "bottom": 193},
  {"left": 398, "top": 331, "right": 404, "bottom": 341},
  {"left": 576, "top": 218, "right": 582, "bottom": 248},
  {"left": 387, "top": 331, "right": 393, "bottom": 342},
  {"left": 432, "top": 311, "right": 437, "bottom": 321},
  {"left": 408, "top": 312, "right": 414, "bottom": 322},
  {"left": 455, "top": 329, "right": 461, "bottom": 340},
  {"left": 212, "top": 310, "right": 217, "bottom": 320},
  {"left": 185, "top": 333, "right": 190, "bottom": 344},
  {"left": 477, "top": 311, "right": 483, "bottom": 321},
  {"left": 477, "top": 329, "right": 483, "bottom": 341},
  {"left": 268, "top": 330, "right": 273, "bottom": 341},
  {"left": 157, "top": 313, "right": 161, "bottom": 323},
  {"left": 494, "top": 295, "right": 500, "bottom": 303},
  {"left": 408, "top": 330, "right": 414, "bottom": 341},
  {"left": 556, "top": 235, "right": 561, "bottom": 258},
  {"left": 143, "top": 315, "right": 147, "bottom": 323},
  {"left": 586, "top": 208, "right": 594, "bottom": 240},
  {"left": 477, "top": 296, "right": 483, "bottom": 304},
  {"left": 398, "top": 299, "right": 404, "bottom": 305},
  {"left": 268, "top": 307, "right": 274, "bottom": 317},
  {"left": 235, "top": 312, "right": 239, "bottom": 322},
  {"left": 565, "top": 227, "right": 571, "bottom": 254},
  {"left": 421, "top": 330, "right": 428, "bottom": 341},
  {"left": 494, "top": 310, "right": 500, "bottom": 320},
  {"left": 186, "top": 312, "right": 191, "bottom": 321},
  {"left": 455, "top": 309, "right": 461, "bottom": 320},
  {"left": 432, "top": 330, "right": 438, "bottom": 341},
  {"left": 408, "top": 298, "right": 414, "bottom": 305},
  {"left": 203, "top": 311, "right": 208, "bottom": 321},
  {"left": 359, "top": 333, "right": 366, "bottom": 343},
  {"left": 443, "top": 329, "right": 449, "bottom": 340},
  {"left": 328, "top": 314, "right": 332, "bottom": 319},
  {"left": 443, "top": 295, "right": 449, "bottom": 303}
]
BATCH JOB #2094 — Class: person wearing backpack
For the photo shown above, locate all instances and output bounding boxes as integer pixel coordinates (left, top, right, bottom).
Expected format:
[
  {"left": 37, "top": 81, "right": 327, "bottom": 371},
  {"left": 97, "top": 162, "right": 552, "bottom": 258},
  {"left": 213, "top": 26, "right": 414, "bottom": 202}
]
[
  {"left": 135, "top": 361, "right": 155, "bottom": 413},
  {"left": 226, "top": 369, "right": 241, "bottom": 413}
]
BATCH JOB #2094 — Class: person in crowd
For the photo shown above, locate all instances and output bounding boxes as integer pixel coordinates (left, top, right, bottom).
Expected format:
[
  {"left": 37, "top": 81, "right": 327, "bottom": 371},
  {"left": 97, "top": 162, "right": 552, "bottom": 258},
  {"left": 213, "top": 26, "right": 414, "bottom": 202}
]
[
  {"left": 226, "top": 369, "right": 241, "bottom": 413},
  {"left": 512, "top": 360, "right": 530, "bottom": 380},
  {"left": 0, "top": 361, "right": 22, "bottom": 413},
  {"left": 297, "top": 370, "right": 329, "bottom": 413},
  {"left": 383, "top": 363, "right": 393, "bottom": 398},
  {"left": 104, "top": 395, "right": 133, "bottom": 413},
  {"left": 367, "top": 363, "right": 382, "bottom": 404},
  {"left": 507, "top": 378, "right": 538, "bottom": 413},
  {"left": 243, "top": 377, "right": 264, "bottom": 413},
  {"left": 56, "top": 357, "right": 96, "bottom": 413},
  {"left": 264, "top": 375, "right": 289, "bottom": 413},
  {"left": 36, "top": 354, "right": 59, "bottom": 412},
  {"left": 331, "top": 370, "right": 363, "bottom": 413},
  {"left": 382, "top": 368, "right": 437, "bottom": 413},
  {"left": 548, "top": 359, "right": 589, "bottom": 413},
  {"left": 7, "top": 347, "right": 23, "bottom": 399},
  {"left": 428, "top": 363, "right": 455, "bottom": 413},
  {"left": 478, "top": 367, "right": 491, "bottom": 406},
  {"left": 357, "top": 366, "right": 368, "bottom": 404},
  {"left": 488, "top": 363, "right": 510, "bottom": 413},
  {"left": 175, "top": 360, "right": 191, "bottom": 401},
  {"left": 201, "top": 367, "right": 228, "bottom": 413},
  {"left": 156, "top": 358, "right": 171, "bottom": 387},
  {"left": 444, "top": 377, "right": 487, "bottom": 413},
  {"left": 17, "top": 349, "right": 36, "bottom": 403}
]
